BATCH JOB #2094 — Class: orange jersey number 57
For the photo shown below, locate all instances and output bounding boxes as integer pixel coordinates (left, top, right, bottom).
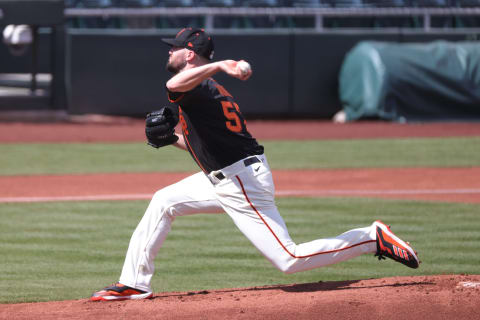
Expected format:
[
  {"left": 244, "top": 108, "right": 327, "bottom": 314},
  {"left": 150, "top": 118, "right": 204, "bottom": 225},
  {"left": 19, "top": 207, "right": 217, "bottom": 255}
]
[{"left": 221, "top": 101, "right": 246, "bottom": 133}]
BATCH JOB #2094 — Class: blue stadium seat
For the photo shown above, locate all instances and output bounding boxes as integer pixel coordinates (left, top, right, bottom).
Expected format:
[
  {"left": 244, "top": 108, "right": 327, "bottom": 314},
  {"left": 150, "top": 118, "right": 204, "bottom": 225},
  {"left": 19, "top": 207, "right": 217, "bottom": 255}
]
[
  {"left": 323, "top": 1, "right": 374, "bottom": 27},
  {"left": 364, "top": 0, "right": 406, "bottom": 6},
  {"left": 161, "top": 0, "right": 194, "bottom": 6},
  {"left": 65, "top": 0, "right": 81, "bottom": 8},
  {"left": 71, "top": 0, "right": 119, "bottom": 28},
  {"left": 457, "top": 0, "right": 480, "bottom": 6},
  {"left": 290, "top": 0, "right": 327, "bottom": 7},
  {"left": 284, "top": 1, "right": 329, "bottom": 28},
  {"left": 155, "top": 0, "right": 201, "bottom": 29},
  {"left": 363, "top": 1, "right": 421, "bottom": 27},
  {"left": 242, "top": 0, "right": 279, "bottom": 6},
  {"left": 119, "top": 0, "right": 157, "bottom": 7},
  {"left": 411, "top": 0, "right": 448, "bottom": 6},
  {"left": 198, "top": 0, "right": 237, "bottom": 6},
  {"left": 447, "top": 0, "right": 480, "bottom": 27},
  {"left": 241, "top": 1, "right": 289, "bottom": 28},
  {"left": 65, "top": 0, "right": 82, "bottom": 28},
  {"left": 79, "top": 0, "right": 114, "bottom": 7},
  {"left": 410, "top": 1, "right": 456, "bottom": 29},
  {"left": 326, "top": 0, "right": 364, "bottom": 7},
  {"left": 115, "top": 0, "right": 157, "bottom": 28},
  {"left": 197, "top": 0, "right": 245, "bottom": 28}
]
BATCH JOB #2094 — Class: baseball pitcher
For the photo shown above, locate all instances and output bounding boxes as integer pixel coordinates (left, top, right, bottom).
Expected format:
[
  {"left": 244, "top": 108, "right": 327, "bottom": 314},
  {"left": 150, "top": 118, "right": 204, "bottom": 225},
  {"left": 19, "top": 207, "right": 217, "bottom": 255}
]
[{"left": 91, "top": 28, "right": 419, "bottom": 301}]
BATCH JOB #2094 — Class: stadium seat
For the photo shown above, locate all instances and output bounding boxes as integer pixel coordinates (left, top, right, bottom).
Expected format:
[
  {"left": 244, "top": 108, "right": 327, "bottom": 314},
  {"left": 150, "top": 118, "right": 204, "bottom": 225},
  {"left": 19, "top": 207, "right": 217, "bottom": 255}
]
[
  {"left": 198, "top": 0, "right": 237, "bottom": 6},
  {"left": 447, "top": 0, "right": 480, "bottom": 28},
  {"left": 322, "top": 0, "right": 372, "bottom": 28},
  {"left": 65, "top": 0, "right": 81, "bottom": 28},
  {"left": 411, "top": 1, "right": 463, "bottom": 28},
  {"left": 326, "top": 0, "right": 364, "bottom": 7},
  {"left": 116, "top": 0, "right": 157, "bottom": 28},
  {"left": 80, "top": 0, "right": 114, "bottom": 7},
  {"left": 197, "top": 0, "right": 245, "bottom": 28},
  {"left": 161, "top": 0, "right": 194, "bottom": 6},
  {"left": 457, "top": 0, "right": 480, "bottom": 6},
  {"left": 65, "top": 0, "right": 81, "bottom": 8},
  {"left": 235, "top": 0, "right": 284, "bottom": 28},
  {"left": 290, "top": 0, "right": 327, "bottom": 7},
  {"left": 411, "top": 0, "right": 448, "bottom": 6},
  {"left": 119, "top": 0, "right": 157, "bottom": 7},
  {"left": 363, "top": 0, "right": 406, "bottom": 6},
  {"left": 242, "top": 0, "right": 279, "bottom": 6},
  {"left": 282, "top": 1, "right": 329, "bottom": 28},
  {"left": 73, "top": 0, "right": 120, "bottom": 28},
  {"left": 363, "top": 1, "right": 415, "bottom": 28},
  {"left": 155, "top": 0, "right": 201, "bottom": 29}
]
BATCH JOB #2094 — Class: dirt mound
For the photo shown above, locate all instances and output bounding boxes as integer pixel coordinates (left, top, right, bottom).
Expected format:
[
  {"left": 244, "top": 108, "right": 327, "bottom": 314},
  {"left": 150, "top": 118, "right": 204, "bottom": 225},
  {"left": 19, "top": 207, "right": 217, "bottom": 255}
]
[{"left": 2, "top": 275, "right": 478, "bottom": 320}]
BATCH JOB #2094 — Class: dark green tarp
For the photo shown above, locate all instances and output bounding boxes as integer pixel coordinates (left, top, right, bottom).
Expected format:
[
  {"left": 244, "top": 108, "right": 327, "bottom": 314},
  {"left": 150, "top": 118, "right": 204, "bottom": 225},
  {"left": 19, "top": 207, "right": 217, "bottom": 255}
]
[{"left": 339, "top": 40, "right": 480, "bottom": 122}]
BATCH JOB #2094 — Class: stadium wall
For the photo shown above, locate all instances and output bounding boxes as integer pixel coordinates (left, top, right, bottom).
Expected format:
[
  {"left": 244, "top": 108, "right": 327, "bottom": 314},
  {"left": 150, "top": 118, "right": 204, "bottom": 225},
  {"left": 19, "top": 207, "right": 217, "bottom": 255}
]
[
  {"left": 66, "top": 30, "right": 478, "bottom": 118},
  {"left": 1, "top": 29, "right": 478, "bottom": 118}
]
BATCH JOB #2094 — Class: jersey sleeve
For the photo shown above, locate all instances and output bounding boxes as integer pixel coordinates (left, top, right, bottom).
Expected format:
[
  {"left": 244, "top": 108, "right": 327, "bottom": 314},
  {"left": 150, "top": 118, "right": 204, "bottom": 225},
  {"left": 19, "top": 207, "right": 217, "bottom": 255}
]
[
  {"left": 166, "top": 84, "right": 205, "bottom": 105},
  {"left": 166, "top": 88, "right": 186, "bottom": 104}
]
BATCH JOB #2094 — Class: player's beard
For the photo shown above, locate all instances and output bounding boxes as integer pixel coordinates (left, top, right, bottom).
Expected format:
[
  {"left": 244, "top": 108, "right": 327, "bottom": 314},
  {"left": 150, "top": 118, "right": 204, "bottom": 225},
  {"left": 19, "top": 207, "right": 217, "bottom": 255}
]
[{"left": 166, "top": 58, "right": 187, "bottom": 74}]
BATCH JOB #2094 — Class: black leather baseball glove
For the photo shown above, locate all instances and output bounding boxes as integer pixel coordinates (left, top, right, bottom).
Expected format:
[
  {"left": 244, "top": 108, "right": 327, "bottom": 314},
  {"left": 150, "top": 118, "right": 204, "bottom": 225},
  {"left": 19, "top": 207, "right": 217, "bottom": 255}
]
[{"left": 145, "top": 106, "right": 179, "bottom": 148}]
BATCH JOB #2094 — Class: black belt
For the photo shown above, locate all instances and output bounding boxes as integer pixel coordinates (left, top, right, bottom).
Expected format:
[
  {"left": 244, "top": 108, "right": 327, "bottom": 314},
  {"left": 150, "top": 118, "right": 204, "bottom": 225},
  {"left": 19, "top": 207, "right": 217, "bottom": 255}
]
[{"left": 214, "top": 157, "right": 261, "bottom": 180}]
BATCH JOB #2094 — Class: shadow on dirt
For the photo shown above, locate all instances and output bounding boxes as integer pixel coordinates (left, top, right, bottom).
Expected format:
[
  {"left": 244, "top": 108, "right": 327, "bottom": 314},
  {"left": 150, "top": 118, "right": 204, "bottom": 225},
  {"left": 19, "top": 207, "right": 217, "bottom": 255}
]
[
  {"left": 152, "top": 279, "right": 435, "bottom": 299},
  {"left": 278, "top": 280, "right": 435, "bottom": 292}
]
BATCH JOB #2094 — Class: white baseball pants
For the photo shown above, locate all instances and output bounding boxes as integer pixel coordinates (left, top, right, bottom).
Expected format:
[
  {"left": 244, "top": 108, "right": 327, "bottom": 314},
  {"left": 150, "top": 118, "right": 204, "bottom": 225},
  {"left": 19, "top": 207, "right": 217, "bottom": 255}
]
[{"left": 119, "top": 155, "right": 378, "bottom": 292}]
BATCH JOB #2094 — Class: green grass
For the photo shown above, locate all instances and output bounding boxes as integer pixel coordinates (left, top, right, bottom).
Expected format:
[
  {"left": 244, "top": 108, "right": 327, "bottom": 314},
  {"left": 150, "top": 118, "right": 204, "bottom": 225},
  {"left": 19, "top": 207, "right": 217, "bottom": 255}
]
[
  {"left": 1, "top": 197, "right": 479, "bottom": 303},
  {"left": 1, "top": 135, "right": 479, "bottom": 303},
  {"left": 1, "top": 137, "right": 479, "bottom": 175}
]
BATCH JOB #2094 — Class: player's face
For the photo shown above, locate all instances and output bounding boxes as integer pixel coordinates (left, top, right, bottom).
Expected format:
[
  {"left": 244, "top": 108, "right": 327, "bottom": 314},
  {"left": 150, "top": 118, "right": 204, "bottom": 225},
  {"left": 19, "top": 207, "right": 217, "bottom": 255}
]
[{"left": 166, "top": 46, "right": 187, "bottom": 74}]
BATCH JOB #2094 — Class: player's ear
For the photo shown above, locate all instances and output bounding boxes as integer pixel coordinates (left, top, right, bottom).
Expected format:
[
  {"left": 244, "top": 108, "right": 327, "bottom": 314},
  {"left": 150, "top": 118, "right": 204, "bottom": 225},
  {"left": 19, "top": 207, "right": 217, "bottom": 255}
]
[{"left": 185, "top": 49, "right": 196, "bottom": 62}]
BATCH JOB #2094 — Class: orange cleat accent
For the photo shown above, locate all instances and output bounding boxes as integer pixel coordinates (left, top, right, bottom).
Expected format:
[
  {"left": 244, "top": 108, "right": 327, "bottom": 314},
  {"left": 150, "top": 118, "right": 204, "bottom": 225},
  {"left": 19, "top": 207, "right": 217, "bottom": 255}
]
[
  {"left": 90, "top": 283, "right": 153, "bottom": 301},
  {"left": 374, "top": 221, "right": 419, "bottom": 269}
]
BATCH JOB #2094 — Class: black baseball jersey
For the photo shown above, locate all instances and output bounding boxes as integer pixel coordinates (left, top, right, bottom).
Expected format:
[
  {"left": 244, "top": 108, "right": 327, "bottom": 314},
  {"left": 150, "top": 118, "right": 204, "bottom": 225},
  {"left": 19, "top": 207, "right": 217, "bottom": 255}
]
[{"left": 167, "top": 77, "right": 264, "bottom": 173}]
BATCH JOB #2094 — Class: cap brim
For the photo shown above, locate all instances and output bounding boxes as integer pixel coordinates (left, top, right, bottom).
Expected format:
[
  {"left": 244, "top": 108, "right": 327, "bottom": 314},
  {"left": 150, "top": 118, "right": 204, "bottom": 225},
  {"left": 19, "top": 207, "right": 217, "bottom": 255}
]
[{"left": 161, "top": 38, "right": 182, "bottom": 47}]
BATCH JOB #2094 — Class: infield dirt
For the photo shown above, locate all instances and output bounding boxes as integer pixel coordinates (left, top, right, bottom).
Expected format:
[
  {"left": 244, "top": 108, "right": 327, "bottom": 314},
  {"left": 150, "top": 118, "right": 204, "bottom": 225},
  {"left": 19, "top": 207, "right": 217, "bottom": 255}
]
[{"left": 1, "top": 275, "right": 479, "bottom": 320}]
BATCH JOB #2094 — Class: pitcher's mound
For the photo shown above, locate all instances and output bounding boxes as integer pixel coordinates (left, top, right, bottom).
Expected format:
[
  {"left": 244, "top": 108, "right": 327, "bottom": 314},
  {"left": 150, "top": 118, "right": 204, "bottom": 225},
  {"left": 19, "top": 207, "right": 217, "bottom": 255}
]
[{"left": 3, "top": 275, "right": 479, "bottom": 320}]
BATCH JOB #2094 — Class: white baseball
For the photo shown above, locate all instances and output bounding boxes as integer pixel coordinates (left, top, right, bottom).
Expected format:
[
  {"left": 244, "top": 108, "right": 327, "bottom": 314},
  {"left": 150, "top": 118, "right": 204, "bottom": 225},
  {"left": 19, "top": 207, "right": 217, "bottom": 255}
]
[{"left": 237, "top": 61, "right": 251, "bottom": 75}]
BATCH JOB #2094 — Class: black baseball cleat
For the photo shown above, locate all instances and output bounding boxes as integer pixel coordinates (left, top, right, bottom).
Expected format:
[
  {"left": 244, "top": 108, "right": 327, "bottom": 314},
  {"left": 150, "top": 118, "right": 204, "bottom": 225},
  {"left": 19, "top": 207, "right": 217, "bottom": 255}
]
[
  {"left": 373, "top": 220, "right": 420, "bottom": 269},
  {"left": 90, "top": 283, "right": 153, "bottom": 301}
]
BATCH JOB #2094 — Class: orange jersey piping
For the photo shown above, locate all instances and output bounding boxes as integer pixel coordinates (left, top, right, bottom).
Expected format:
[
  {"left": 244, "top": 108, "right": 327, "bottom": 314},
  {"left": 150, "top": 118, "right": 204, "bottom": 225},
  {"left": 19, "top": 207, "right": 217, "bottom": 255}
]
[
  {"left": 235, "top": 175, "right": 376, "bottom": 259},
  {"left": 183, "top": 131, "right": 208, "bottom": 174}
]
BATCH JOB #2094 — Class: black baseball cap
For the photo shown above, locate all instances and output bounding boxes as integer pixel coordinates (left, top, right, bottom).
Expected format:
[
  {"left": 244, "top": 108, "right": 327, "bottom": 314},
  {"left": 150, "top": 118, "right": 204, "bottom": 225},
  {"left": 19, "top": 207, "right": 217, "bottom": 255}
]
[{"left": 161, "top": 28, "right": 214, "bottom": 61}]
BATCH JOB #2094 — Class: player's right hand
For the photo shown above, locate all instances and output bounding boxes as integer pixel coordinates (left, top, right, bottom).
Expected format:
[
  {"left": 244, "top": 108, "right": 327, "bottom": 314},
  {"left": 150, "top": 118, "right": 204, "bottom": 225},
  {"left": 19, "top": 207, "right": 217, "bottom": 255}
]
[{"left": 220, "top": 60, "right": 252, "bottom": 81}]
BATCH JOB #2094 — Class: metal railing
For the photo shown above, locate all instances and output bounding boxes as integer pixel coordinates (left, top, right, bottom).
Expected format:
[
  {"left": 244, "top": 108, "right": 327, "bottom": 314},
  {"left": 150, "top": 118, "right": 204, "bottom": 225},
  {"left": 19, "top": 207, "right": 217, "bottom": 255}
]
[{"left": 64, "top": 7, "right": 480, "bottom": 31}]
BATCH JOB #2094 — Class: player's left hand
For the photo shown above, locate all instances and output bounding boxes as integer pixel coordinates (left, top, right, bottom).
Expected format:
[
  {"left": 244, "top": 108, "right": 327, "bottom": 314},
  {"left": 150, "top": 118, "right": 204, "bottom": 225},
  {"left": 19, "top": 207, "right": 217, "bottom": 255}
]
[{"left": 145, "top": 106, "right": 179, "bottom": 148}]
